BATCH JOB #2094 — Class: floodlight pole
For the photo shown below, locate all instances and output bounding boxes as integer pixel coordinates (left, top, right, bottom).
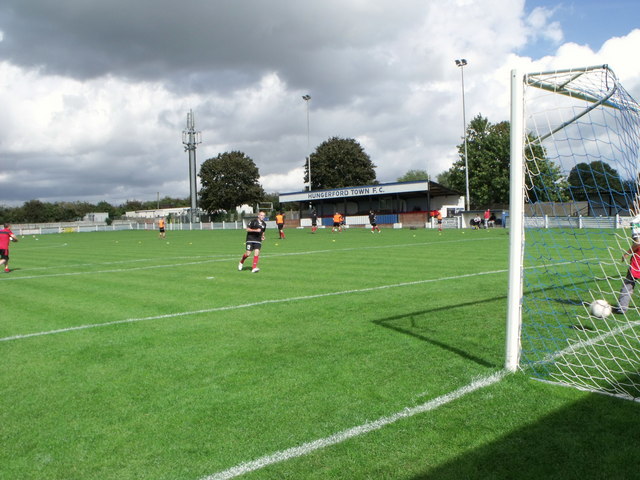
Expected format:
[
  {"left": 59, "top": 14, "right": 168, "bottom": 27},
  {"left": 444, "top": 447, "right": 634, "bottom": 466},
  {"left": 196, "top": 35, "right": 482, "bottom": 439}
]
[
  {"left": 182, "top": 110, "right": 202, "bottom": 223},
  {"left": 455, "top": 59, "right": 471, "bottom": 211},
  {"left": 302, "top": 94, "right": 311, "bottom": 191}
]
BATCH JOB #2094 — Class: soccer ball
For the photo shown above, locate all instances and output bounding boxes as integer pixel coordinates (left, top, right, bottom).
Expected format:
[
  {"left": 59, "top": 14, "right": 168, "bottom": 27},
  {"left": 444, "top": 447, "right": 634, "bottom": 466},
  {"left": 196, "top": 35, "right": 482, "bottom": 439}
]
[{"left": 589, "top": 299, "right": 612, "bottom": 319}]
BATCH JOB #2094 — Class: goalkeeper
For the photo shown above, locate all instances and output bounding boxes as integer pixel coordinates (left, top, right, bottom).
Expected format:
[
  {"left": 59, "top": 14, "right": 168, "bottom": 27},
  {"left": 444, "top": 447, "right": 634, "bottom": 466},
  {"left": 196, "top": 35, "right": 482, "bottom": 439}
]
[{"left": 614, "top": 234, "right": 640, "bottom": 314}]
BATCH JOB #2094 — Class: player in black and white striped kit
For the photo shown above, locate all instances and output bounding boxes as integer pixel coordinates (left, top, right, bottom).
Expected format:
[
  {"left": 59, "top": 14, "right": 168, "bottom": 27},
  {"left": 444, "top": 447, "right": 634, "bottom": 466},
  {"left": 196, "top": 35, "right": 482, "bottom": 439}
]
[
  {"left": 238, "top": 211, "right": 267, "bottom": 273},
  {"left": 369, "top": 210, "right": 381, "bottom": 233}
]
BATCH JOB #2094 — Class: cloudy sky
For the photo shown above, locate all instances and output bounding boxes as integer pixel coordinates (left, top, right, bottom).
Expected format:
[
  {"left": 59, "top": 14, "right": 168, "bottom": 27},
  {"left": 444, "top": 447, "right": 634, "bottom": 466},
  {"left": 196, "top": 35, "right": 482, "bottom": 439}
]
[{"left": 1, "top": 0, "right": 639, "bottom": 206}]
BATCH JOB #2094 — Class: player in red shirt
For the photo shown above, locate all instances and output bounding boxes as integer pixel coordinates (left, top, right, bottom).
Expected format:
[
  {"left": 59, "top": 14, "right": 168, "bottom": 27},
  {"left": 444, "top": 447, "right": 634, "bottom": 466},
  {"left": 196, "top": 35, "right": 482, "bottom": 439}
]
[
  {"left": 0, "top": 223, "right": 19, "bottom": 273},
  {"left": 615, "top": 234, "right": 640, "bottom": 313}
]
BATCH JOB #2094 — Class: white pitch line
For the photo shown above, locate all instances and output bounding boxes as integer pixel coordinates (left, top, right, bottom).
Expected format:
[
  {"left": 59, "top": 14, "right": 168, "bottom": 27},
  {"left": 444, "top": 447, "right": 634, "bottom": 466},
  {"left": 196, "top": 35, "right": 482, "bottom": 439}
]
[
  {"left": 201, "top": 370, "right": 508, "bottom": 480},
  {"left": 0, "top": 268, "right": 509, "bottom": 343}
]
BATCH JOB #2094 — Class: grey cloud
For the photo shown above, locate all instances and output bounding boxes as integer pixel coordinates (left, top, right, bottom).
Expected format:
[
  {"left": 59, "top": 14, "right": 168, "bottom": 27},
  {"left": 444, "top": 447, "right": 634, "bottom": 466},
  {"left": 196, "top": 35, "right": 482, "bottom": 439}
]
[
  {"left": 0, "top": 0, "right": 422, "bottom": 91},
  {"left": 2, "top": 0, "right": 635, "bottom": 207}
]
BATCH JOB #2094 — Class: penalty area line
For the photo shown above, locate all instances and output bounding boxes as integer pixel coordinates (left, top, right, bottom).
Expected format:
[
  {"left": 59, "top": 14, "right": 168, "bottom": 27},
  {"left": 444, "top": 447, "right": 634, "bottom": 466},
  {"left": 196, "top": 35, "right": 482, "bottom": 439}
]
[{"left": 201, "top": 370, "right": 508, "bottom": 480}]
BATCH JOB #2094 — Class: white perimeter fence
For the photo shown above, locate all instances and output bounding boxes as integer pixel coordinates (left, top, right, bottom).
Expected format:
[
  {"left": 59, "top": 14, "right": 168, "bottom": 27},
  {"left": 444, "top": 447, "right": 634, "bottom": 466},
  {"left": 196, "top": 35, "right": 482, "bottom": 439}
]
[
  {"left": 8, "top": 214, "right": 633, "bottom": 236},
  {"left": 12, "top": 220, "right": 246, "bottom": 236}
]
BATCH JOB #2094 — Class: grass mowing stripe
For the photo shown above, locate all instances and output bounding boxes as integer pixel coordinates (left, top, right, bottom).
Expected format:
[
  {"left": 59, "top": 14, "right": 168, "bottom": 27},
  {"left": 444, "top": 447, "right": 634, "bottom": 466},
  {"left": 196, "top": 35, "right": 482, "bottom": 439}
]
[
  {"left": 12, "top": 241, "right": 70, "bottom": 250},
  {"left": 0, "top": 236, "right": 500, "bottom": 281},
  {"left": 0, "top": 268, "right": 509, "bottom": 342},
  {"left": 202, "top": 370, "right": 509, "bottom": 480},
  {"left": 12, "top": 253, "right": 239, "bottom": 272},
  {"left": 0, "top": 257, "right": 227, "bottom": 281}
]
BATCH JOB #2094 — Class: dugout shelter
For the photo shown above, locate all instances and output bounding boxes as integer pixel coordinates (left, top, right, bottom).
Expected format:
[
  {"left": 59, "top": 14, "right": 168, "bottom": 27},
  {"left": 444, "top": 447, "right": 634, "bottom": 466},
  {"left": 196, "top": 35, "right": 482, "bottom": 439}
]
[{"left": 279, "top": 180, "right": 464, "bottom": 228}]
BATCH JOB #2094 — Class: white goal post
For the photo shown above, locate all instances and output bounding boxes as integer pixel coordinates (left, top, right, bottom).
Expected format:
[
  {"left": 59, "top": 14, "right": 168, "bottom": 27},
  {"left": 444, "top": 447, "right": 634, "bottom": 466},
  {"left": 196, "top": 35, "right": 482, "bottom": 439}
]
[{"left": 507, "top": 65, "right": 640, "bottom": 401}]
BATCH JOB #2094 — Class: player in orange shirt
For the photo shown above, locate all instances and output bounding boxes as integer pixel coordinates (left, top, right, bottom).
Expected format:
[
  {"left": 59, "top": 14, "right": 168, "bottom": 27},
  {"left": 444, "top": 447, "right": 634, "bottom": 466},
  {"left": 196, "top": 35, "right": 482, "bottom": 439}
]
[
  {"left": 275, "top": 211, "right": 285, "bottom": 239},
  {"left": 158, "top": 217, "right": 166, "bottom": 239},
  {"left": 332, "top": 212, "right": 343, "bottom": 233}
]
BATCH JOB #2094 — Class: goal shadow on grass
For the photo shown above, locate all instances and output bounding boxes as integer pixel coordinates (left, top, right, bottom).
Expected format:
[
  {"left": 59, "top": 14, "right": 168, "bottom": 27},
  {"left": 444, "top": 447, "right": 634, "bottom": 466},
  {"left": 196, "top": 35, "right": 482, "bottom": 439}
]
[
  {"left": 410, "top": 388, "right": 640, "bottom": 479},
  {"left": 372, "top": 300, "right": 500, "bottom": 369}
]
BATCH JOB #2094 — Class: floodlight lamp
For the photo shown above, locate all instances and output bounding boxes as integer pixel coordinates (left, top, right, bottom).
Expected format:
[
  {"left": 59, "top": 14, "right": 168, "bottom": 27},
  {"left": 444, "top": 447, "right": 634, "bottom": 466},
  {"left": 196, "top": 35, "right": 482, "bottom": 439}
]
[{"left": 302, "top": 94, "right": 311, "bottom": 101}]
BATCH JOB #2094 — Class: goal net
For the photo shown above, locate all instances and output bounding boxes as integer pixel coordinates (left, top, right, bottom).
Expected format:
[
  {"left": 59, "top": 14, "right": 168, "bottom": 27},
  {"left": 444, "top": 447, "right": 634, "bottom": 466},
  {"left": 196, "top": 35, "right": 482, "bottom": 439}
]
[{"left": 507, "top": 65, "right": 640, "bottom": 401}]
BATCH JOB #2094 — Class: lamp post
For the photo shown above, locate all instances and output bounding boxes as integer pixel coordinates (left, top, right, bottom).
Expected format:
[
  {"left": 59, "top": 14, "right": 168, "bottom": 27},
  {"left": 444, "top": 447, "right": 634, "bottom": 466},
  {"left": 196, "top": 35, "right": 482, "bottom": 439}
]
[
  {"left": 302, "top": 94, "right": 311, "bottom": 190},
  {"left": 455, "top": 59, "right": 470, "bottom": 211}
]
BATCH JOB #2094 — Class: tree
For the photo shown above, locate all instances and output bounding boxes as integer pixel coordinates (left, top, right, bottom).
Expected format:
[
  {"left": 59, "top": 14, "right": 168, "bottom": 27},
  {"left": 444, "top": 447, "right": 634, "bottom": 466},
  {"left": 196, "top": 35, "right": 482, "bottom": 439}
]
[
  {"left": 397, "top": 169, "right": 429, "bottom": 182},
  {"left": 0, "top": 205, "right": 16, "bottom": 223},
  {"left": 305, "top": 137, "right": 376, "bottom": 189},
  {"left": 122, "top": 200, "right": 145, "bottom": 212},
  {"left": 524, "top": 135, "right": 569, "bottom": 204},
  {"left": 444, "top": 114, "right": 565, "bottom": 208},
  {"left": 567, "top": 161, "right": 625, "bottom": 201},
  {"left": 199, "top": 151, "right": 265, "bottom": 214},
  {"left": 20, "top": 200, "right": 57, "bottom": 223},
  {"left": 436, "top": 170, "right": 454, "bottom": 189},
  {"left": 55, "top": 201, "right": 95, "bottom": 221},
  {"left": 96, "top": 201, "right": 117, "bottom": 218}
]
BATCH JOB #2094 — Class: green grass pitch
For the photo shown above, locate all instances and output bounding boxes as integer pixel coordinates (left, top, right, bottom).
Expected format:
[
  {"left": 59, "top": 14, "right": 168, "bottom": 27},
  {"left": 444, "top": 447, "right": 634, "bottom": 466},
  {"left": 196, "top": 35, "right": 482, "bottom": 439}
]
[{"left": 1, "top": 227, "right": 639, "bottom": 479}]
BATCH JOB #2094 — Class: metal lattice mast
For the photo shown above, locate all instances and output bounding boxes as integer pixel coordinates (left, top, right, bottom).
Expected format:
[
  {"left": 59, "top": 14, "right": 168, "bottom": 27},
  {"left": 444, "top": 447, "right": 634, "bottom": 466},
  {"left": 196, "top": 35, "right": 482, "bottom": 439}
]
[{"left": 182, "top": 110, "right": 202, "bottom": 222}]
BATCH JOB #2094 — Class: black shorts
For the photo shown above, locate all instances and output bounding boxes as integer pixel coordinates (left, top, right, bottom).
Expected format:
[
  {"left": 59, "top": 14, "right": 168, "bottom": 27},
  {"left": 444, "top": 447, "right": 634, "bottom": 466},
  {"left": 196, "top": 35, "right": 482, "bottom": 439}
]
[
  {"left": 277, "top": 224, "right": 284, "bottom": 231},
  {"left": 159, "top": 228, "right": 165, "bottom": 233},
  {"left": 0, "top": 249, "right": 8, "bottom": 260},
  {"left": 333, "top": 222, "right": 341, "bottom": 227},
  {"left": 370, "top": 222, "right": 377, "bottom": 227},
  {"left": 245, "top": 241, "right": 262, "bottom": 252}
]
